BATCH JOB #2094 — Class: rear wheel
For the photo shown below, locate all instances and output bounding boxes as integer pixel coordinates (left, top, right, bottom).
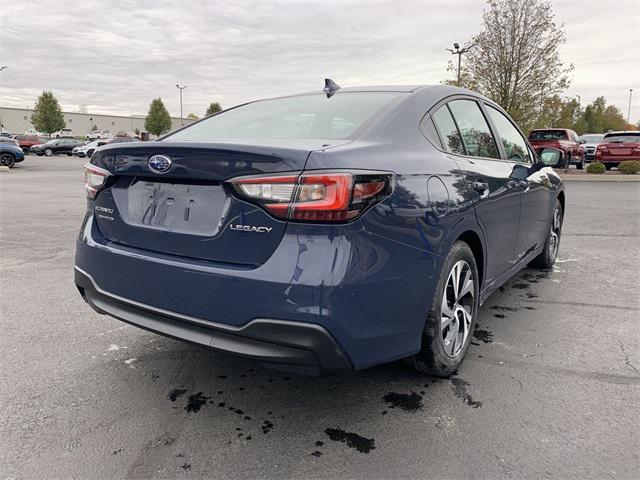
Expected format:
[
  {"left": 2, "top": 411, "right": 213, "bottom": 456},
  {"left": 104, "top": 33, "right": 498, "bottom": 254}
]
[
  {"left": 410, "top": 241, "right": 479, "bottom": 376},
  {"left": 530, "top": 199, "right": 563, "bottom": 269},
  {"left": 577, "top": 156, "right": 585, "bottom": 170},
  {"left": 0, "top": 153, "right": 16, "bottom": 168},
  {"left": 44, "top": 148, "right": 53, "bottom": 156}
]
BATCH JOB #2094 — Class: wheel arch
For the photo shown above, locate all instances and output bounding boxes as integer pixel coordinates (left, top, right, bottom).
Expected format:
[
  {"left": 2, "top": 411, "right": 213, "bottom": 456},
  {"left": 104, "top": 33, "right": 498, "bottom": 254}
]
[{"left": 557, "top": 190, "right": 565, "bottom": 214}]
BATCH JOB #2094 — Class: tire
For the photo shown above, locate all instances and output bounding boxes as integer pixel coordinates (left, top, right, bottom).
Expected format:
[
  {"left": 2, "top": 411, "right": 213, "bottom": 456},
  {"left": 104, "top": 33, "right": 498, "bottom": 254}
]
[
  {"left": 0, "top": 153, "right": 16, "bottom": 168},
  {"left": 565, "top": 153, "right": 571, "bottom": 169},
  {"left": 36, "top": 152, "right": 43, "bottom": 156},
  {"left": 577, "top": 157, "right": 585, "bottom": 170},
  {"left": 409, "top": 241, "right": 479, "bottom": 376},
  {"left": 22, "top": 147, "right": 29, "bottom": 154},
  {"left": 87, "top": 149, "right": 94, "bottom": 158},
  {"left": 530, "top": 199, "right": 563, "bottom": 269},
  {"left": 44, "top": 148, "right": 53, "bottom": 156}
]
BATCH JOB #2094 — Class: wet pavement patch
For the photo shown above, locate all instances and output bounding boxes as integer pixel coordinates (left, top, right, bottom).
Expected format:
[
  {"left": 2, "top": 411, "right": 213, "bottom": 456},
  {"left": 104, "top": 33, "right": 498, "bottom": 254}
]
[
  {"left": 311, "top": 450, "right": 323, "bottom": 457},
  {"left": 184, "top": 392, "right": 211, "bottom": 413},
  {"left": 383, "top": 392, "right": 423, "bottom": 412},
  {"left": 494, "top": 313, "right": 506, "bottom": 318},
  {"left": 511, "top": 283, "right": 529, "bottom": 289},
  {"left": 324, "top": 428, "right": 375, "bottom": 454},
  {"left": 181, "top": 463, "right": 191, "bottom": 470},
  {"left": 262, "top": 420, "right": 274, "bottom": 434},
  {"left": 473, "top": 328, "right": 494, "bottom": 343},
  {"left": 450, "top": 378, "right": 482, "bottom": 408},
  {"left": 168, "top": 388, "right": 187, "bottom": 402}
]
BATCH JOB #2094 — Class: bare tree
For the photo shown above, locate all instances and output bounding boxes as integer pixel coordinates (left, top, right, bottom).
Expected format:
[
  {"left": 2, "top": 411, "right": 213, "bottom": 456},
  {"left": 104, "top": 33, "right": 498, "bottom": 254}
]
[{"left": 459, "top": 0, "right": 572, "bottom": 132}]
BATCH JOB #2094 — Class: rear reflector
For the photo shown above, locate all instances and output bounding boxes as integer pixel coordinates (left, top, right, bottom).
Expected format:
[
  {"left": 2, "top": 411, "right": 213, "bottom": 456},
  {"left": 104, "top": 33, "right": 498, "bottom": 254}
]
[{"left": 230, "top": 171, "right": 392, "bottom": 223}]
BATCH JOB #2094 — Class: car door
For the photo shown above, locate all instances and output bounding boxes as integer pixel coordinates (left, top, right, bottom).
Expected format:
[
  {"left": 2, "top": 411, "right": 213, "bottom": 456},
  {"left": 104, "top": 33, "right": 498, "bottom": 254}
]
[
  {"left": 484, "top": 104, "right": 553, "bottom": 259},
  {"left": 431, "top": 98, "right": 522, "bottom": 286}
]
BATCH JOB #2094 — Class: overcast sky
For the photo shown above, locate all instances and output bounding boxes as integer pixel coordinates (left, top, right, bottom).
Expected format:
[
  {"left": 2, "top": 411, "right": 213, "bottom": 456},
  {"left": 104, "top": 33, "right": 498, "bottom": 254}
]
[{"left": 1, "top": 0, "right": 639, "bottom": 123}]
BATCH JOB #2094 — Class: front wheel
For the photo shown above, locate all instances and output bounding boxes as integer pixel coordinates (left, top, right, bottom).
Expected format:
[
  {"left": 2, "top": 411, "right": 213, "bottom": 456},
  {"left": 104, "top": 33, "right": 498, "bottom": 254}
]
[
  {"left": 577, "top": 157, "right": 585, "bottom": 170},
  {"left": 530, "top": 199, "right": 563, "bottom": 269},
  {"left": 44, "top": 148, "right": 53, "bottom": 156},
  {"left": 410, "top": 241, "right": 479, "bottom": 376},
  {"left": 0, "top": 153, "right": 16, "bottom": 168}
]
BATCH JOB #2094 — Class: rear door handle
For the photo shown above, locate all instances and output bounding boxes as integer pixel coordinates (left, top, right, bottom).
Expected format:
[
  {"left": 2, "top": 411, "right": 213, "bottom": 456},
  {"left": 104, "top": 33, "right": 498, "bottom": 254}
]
[{"left": 473, "top": 181, "right": 490, "bottom": 199}]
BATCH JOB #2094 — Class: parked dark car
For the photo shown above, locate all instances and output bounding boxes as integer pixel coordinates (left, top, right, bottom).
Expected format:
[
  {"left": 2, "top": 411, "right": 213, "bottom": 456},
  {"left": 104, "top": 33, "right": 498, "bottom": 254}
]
[
  {"left": 595, "top": 131, "right": 640, "bottom": 169},
  {"left": 75, "top": 84, "right": 565, "bottom": 376},
  {"left": 14, "top": 135, "right": 48, "bottom": 154},
  {"left": 528, "top": 128, "right": 585, "bottom": 169},
  {"left": 30, "top": 138, "right": 84, "bottom": 156},
  {"left": 0, "top": 143, "right": 25, "bottom": 168}
]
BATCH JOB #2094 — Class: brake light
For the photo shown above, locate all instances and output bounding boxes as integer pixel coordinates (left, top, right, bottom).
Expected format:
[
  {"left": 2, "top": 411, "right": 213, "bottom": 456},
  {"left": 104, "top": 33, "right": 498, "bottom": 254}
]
[
  {"left": 230, "top": 171, "right": 392, "bottom": 222},
  {"left": 84, "top": 163, "right": 110, "bottom": 198}
]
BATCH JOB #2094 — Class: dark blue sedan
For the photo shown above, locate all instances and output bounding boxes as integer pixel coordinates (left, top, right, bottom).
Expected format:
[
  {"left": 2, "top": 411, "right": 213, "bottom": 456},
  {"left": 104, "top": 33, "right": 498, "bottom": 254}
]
[
  {"left": 75, "top": 82, "right": 565, "bottom": 376},
  {"left": 0, "top": 143, "right": 25, "bottom": 168}
]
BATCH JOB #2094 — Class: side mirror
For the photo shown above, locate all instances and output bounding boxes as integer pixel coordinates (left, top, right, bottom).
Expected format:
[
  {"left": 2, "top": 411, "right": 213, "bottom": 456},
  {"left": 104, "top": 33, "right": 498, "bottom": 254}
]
[
  {"left": 579, "top": 139, "right": 586, "bottom": 144},
  {"left": 536, "top": 147, "right": 564, "bottom": 167}
]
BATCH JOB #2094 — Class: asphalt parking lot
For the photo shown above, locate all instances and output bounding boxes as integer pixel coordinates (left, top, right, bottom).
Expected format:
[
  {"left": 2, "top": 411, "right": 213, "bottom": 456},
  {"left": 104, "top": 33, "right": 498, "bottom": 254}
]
[{"left": 1, "top": 156, "right": 639, "bottom": 479}]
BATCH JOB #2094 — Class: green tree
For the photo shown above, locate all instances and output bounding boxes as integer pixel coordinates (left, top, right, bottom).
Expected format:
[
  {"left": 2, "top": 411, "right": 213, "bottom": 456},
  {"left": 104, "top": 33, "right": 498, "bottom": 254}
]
[
  {"left": 31, "top": 91, "right": 65, "bottom": 135},
  {"left": 455, "top": 0, "right": 573, "bottom": 132},
  {"left": 578, "top": 97, "right": 626, "bottom": 133},
  {"left": 205, "top": 102, "right": 222, "bottom": 117},
  {"left": 144, "top": 98, "right": 172, "bottom": 137}
]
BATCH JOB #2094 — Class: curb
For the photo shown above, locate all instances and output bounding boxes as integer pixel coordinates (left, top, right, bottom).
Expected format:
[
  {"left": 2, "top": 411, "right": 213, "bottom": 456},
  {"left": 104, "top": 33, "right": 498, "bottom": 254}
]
[
  {"left": 0, "top": 166, "right": 10, "bottom": 172},
  {"left": 559, "top": 175, "right": 640, "bottom": 182}
]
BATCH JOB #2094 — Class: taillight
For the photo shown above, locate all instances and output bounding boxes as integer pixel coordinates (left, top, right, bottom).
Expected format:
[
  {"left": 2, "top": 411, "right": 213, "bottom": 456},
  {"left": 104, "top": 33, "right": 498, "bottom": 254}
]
[
  {"left": 230, "top": 171, "right": 392, "bottom": 223},
  {"left": 84, "top": 163, "right": 110, "bottom": 198}
]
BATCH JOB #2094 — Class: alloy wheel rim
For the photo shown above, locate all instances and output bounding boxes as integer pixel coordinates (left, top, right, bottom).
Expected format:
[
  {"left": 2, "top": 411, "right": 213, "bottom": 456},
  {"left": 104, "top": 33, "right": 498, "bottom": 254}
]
[
  {"left": 441, "top": 260, "right": 475, "bottom": 358},
  {"left": 549, "top": 207, "right": 562, "bottom": 260}
]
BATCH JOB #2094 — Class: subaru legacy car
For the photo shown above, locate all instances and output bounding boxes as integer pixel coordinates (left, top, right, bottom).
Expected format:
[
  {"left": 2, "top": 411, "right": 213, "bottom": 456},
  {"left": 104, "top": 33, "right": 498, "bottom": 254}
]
[{"left": 75, "top": 82, "right": 565, "bottom": 376}]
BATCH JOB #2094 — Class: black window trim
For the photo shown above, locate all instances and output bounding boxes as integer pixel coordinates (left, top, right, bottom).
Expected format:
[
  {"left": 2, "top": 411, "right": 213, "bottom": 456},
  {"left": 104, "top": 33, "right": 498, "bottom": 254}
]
[{"left": 423, "top": 93, "right": 537, "bottom": 165}]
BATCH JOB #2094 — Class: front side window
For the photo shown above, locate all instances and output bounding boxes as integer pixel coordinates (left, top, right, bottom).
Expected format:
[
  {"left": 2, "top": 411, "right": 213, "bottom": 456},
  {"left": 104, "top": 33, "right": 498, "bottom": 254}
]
[
  {"left": 166, "top": 92, "right": 400, "bottom": 141},
  {"left": 447, "top": 100, "right": 499, "bottom": 159},
  {"left": 431, "top": 105, "right": 465, "bottom": 155},
  {"left": 486, "top": 106, "right": 532, "bottom": 163}
]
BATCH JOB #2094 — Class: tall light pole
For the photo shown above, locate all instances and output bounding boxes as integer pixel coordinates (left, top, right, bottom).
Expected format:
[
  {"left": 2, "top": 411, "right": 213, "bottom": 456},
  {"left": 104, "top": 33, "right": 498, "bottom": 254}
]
[
  {"left": 176, "top": 84, "right": 188, "bottom": 126},
  {"left": 446, "top": 43, "right": 475, "bottom": 87},
  {"left": 0, "top": 66, "right": 7, "bottom": 130},
  {"left": 628, "top": 88, "right": 633, "bottom": 124}
]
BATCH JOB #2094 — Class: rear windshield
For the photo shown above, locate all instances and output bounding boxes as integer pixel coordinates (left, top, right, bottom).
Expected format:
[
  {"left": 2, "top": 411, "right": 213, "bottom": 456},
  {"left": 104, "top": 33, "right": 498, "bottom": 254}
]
[
  {"left": 529, "top": 130, "right": 567, "bottom": 141},
  {"left": 603, "top": 132, "right": 640, "bottom": 143},
  {"left": 166, "top": 92, "right": 400, "bottom": 141}
]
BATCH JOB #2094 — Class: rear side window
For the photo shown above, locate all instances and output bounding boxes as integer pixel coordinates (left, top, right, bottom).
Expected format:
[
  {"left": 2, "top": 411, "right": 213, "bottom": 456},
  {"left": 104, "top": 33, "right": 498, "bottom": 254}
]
[
  {"left": 447, "top": 100, "right": 499, "bottom": 159},
  {"left": 486, "top": 106, "right": 532, "bottom": 163},
  {"left": 420, "top": 115, "right": 443, "bottom": 148},
  {"left": 166, "top": 92, "right": 400, "bottom": 141},
  {"left": 431, "top": 105, "right": 465, "bottom": 155},
  {"left": 529, "top": 130, "right": 567, "bottom": 141}
]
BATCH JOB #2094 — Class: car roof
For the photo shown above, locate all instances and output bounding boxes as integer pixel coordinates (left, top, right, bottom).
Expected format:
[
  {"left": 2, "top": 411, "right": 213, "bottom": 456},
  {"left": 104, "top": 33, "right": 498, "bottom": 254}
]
[{"left": 604, "top": 131, "right": 639, "bottom": 135}]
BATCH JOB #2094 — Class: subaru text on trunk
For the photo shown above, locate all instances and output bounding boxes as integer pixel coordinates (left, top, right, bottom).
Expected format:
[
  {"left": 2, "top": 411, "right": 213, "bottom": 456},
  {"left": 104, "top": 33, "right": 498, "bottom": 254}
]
[{"left": 75, "top": 82, "right": 566, "bottom": 376}]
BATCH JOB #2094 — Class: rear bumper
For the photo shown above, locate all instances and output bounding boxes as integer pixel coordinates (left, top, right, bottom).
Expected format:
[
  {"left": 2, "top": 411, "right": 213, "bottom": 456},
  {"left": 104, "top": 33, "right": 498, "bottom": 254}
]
[{"left": 75, "top": 266, "right": 352, "bottom": 375}]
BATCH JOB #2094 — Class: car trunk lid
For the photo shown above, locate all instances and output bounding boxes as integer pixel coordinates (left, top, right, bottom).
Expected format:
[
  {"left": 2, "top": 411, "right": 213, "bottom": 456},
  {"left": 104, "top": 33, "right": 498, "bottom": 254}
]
[{"left": 89, "top": 140, "right": 347, "bottom": 265}]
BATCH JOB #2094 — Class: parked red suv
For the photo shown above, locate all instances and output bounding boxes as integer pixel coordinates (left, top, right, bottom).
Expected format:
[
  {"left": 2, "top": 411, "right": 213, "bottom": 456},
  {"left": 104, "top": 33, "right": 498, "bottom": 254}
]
[
  {"left": 595, "top": 131, "right": 640, "bottom": 170},
  {"left": 15, "top": 135, "right": 48, "bottom": 154},
  {"left": 528, "top": 128, "right": 586, "bottom": 169}
]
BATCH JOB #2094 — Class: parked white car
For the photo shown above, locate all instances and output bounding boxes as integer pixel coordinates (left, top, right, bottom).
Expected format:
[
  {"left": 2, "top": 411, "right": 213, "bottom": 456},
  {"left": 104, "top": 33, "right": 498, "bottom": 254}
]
[
  {"left": 24, "top": 128, "right": 47, "bottom": 136},
  {"left": 72, "top": 139, "right": 108, "bottom": 158},
  {"left": 579, "top": 133, "right": 604, "bottom": 163},
  {"left": 52, "top": 128, "right": 74, "bottom": 138},
  {"left": 86, "top": 129, "right": 113, "bottom": 140}
]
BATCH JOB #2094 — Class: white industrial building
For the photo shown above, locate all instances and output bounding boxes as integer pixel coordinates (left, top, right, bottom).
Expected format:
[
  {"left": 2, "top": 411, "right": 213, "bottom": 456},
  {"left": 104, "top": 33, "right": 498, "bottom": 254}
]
[{"left": 0, "top": 107, "right": 195, "bottom": 137}]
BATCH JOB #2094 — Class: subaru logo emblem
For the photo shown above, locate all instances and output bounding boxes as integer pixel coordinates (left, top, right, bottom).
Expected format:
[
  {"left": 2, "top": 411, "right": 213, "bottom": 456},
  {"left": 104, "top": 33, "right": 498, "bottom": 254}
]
[{"left": 148, "top": 155, "right": 172, "bottom": 174}]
